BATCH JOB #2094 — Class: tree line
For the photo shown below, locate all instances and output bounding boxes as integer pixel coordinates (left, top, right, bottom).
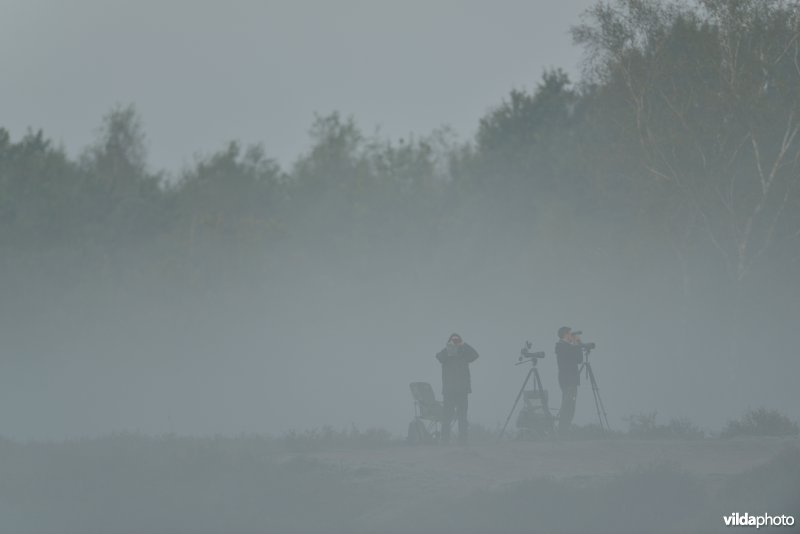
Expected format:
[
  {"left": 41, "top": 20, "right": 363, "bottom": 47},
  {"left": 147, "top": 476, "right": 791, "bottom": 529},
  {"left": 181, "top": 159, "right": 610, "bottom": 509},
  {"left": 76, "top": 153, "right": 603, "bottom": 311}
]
[{"left": 2, "top": 0, "right": 799, "bottom": 336}]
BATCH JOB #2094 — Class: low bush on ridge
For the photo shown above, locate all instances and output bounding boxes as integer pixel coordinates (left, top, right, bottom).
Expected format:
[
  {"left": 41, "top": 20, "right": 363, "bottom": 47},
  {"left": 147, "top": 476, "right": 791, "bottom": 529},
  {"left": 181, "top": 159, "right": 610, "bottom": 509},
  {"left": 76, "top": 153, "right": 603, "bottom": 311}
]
[{"left": 721, "top": 407, "right": 799, "bottom": 438}]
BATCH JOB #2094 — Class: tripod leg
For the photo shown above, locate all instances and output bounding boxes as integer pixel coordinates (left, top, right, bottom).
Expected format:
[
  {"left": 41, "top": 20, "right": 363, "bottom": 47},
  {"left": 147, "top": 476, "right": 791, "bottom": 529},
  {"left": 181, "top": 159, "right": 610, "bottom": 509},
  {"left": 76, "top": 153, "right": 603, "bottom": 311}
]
[
  {"left": 592, "top": 371, "right": 611, "bottom": 430},
  {"left": 595, "top": 382, "right": 611, "bottom": 430},
  {"left": 587, "top": 365, "right": 603, "bottom": 430},
  {"left": 586, "top": 364, "right": 611, "bottom": 431},
  {"left": 598, "top": 396, "right": 610, "bottom": 430},
  {"left": 499, "top": 368, "right": 534, "bottom": 440},
  {"left": 533, "top": 369, "right": 555, "bottom": 436}
]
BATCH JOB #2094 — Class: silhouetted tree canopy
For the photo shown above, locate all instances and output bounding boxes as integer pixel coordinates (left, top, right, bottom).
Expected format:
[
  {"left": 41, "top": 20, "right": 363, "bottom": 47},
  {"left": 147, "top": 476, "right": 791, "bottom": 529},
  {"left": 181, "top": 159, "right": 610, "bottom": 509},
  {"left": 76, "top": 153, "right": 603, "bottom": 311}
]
[{"left": 2, "top": 0, "right": 798, "bottom": 357}]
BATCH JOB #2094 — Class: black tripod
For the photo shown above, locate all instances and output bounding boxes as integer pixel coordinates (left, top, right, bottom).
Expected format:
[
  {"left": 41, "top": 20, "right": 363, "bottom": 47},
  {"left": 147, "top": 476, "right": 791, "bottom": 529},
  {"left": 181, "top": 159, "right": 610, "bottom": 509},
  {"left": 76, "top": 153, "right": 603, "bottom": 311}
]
[
  {"left": 499, "top": 344, "right": 553, "bottom": 439},
  {"left": 579, "top": 348, "right": 611, "bottom": 431}
]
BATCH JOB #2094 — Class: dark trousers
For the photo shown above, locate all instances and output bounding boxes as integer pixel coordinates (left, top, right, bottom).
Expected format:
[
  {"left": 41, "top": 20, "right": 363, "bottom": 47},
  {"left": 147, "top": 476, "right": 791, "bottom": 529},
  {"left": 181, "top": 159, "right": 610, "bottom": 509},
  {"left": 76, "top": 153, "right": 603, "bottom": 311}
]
[
  {"left": 441, "top": 392, "right": 469, "bottom": 444},
  {"left": 559, "top": 385, "right": 578, "bottom": 431}
]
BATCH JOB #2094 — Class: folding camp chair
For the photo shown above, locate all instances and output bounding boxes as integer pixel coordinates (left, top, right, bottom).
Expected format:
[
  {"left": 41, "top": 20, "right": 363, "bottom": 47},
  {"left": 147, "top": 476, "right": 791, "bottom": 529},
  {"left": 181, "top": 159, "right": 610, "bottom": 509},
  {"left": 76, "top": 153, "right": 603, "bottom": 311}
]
[{"left": 407, "top": 382, "right": 444, "bottom": 444}]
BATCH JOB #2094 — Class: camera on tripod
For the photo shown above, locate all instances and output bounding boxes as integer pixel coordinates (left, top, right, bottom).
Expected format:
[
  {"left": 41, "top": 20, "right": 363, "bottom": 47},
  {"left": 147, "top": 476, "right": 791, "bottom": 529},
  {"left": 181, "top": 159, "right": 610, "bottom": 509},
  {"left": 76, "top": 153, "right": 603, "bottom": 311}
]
[
  {"left": 570, "top": 331, "right": 596, "bottom": 354},
  {"left": 500, "top": 341, "right": 554, "bottom": 439},
  {"left": 571, "top": 330, "right": 610, "bottom": 431},
  {"left": 519, "top": 341, "right": 545, "bottom": 362}
]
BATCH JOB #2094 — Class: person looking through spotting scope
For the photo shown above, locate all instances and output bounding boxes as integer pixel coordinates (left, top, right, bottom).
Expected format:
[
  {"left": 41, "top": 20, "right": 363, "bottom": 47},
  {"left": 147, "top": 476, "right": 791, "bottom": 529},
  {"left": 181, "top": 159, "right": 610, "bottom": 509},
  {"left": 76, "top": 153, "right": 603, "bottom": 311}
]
[
  {"left": 435, "top": 333, "right": 479, "bottom": 444},
  {"left": 555, "top": 326, "right": 583, "bottom": 434}
]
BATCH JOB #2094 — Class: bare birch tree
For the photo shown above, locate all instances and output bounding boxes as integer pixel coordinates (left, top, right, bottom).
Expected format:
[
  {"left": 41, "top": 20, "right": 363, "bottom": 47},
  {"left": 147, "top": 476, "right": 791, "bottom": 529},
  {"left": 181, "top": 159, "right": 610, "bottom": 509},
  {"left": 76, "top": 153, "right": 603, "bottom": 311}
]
[{"left": 574, "top": 0, "right": 800, "bottom": 287}]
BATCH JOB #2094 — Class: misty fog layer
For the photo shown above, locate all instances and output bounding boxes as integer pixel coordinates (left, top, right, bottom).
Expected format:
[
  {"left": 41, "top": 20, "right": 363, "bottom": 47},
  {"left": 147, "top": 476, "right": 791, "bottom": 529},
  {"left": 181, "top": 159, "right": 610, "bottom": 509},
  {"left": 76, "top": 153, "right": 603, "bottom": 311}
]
[
  {"left": 2, "top": 2, "right": 800, "bottom": 534},
  {"left": 3, "top": 1, "right": 800, "bottom": 441}
]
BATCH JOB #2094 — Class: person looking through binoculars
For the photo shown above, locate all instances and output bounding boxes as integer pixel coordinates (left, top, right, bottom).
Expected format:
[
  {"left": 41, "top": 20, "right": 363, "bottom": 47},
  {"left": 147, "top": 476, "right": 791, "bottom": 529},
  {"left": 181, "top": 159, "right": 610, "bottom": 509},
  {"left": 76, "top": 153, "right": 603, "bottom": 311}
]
[
  {"left": 435, "top": 333, "right": 479, "bottom": 444},
  {"left": 555, "top": 326, "right": 584, "bottom": 433}
]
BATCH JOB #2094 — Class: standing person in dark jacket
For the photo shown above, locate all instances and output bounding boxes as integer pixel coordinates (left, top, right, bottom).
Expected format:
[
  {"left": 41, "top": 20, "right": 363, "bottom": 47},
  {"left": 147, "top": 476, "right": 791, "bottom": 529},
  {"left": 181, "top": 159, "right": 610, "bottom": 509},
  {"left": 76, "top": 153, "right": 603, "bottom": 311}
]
[
  {"left": 555, "top": 326, "right": 583, "bottom": 433},
  {"left": 436, "top": 333, "right": 479, "bottom": 444}
]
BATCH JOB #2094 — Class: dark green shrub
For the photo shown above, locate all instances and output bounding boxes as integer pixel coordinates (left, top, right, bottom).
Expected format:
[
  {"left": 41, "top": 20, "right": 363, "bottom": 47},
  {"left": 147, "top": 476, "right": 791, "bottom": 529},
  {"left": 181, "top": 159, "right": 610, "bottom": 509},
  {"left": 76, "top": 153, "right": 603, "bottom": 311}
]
[{"left": 721, "top": 408, "right": 799, "bottom": 438}]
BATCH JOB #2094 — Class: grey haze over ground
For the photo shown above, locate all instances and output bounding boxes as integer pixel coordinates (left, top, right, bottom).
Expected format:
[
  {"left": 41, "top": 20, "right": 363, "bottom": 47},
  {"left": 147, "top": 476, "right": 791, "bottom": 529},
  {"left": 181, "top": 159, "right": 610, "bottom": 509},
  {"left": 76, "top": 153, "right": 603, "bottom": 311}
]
[
  {"left": 0, "top": 0, "right": 595, "bottom": 173},
  {"left": 2, "top": 1, "right": 800, "bottom": 532},
  {"left": 1, "top": 0, "right": 605, "bottom": 440},
  {"left": 1, "top": 0, "right": 799, "bottom": 441}
]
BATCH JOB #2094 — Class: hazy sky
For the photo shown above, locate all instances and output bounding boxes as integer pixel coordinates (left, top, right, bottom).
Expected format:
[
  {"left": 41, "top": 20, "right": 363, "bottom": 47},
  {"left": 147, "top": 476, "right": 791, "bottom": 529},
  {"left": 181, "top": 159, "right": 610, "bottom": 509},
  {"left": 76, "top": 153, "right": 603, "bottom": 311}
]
[{"left": 1, "top": 0, "right": 595, "bottom": 174}]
